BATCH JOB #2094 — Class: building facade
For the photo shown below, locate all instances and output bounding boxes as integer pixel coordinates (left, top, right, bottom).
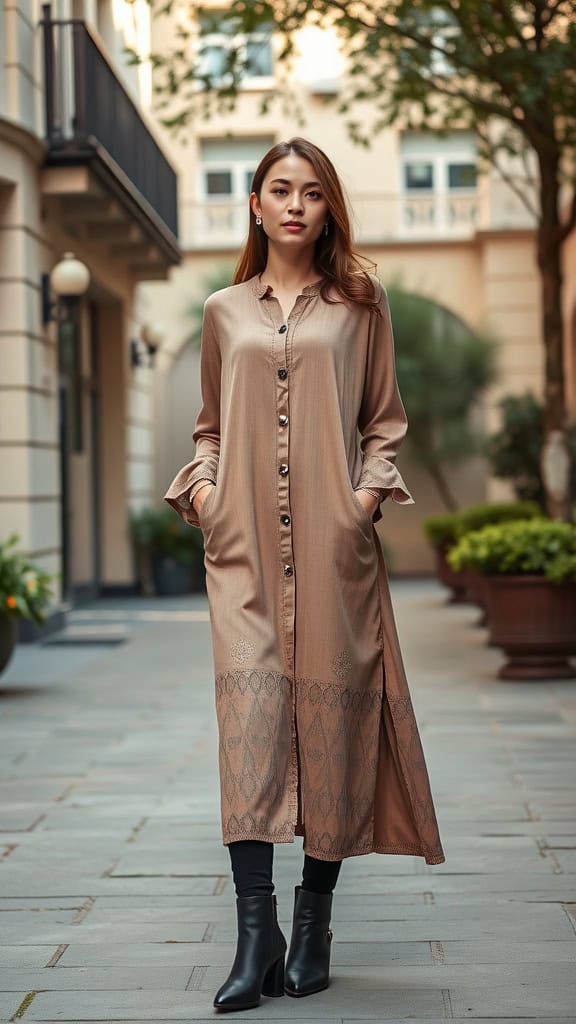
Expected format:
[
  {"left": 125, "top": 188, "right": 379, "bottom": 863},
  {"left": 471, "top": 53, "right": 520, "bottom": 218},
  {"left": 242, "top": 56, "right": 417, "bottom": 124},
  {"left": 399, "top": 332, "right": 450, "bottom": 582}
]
[
  {"left": 0, "top": 0, "right": 180, "bottom": 613},
  {"left": 142, "top": 7, "right": 575, "bottom": 573}
]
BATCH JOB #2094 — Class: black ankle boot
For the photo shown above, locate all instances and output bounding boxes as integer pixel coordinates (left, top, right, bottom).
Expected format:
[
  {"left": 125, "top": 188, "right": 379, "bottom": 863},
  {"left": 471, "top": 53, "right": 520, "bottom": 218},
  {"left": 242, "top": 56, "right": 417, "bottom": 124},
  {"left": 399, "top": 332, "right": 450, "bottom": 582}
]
[
  {"left": 284, "top": 886, "right": 334, "bottom": 997},
  {"left": 213, "top": 894, "right": 287, "bottom": 1012}
]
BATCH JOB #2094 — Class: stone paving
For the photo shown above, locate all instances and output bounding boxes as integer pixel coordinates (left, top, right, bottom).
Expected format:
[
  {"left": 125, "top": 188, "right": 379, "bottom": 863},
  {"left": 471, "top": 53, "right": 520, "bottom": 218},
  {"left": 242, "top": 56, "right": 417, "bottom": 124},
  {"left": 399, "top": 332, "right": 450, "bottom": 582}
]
[{"left": 0, "top": 580, "right": 575, "bottom": 1023}]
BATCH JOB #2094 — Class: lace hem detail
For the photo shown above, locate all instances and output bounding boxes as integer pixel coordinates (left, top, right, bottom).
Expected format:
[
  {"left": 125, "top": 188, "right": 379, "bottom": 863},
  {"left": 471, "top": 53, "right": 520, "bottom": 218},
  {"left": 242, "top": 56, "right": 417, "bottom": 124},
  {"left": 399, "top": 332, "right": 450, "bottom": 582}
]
[{"left": 213, "top": 667, "right": 445, "bottom": 865}]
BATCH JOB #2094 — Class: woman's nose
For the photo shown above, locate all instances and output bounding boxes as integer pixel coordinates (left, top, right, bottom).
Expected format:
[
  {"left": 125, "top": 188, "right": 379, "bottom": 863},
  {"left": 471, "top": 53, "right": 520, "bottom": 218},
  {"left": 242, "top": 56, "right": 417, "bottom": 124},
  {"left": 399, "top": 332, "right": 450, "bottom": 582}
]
[{"left": 288, "top": 196, "right": 304, "bottom": 214}]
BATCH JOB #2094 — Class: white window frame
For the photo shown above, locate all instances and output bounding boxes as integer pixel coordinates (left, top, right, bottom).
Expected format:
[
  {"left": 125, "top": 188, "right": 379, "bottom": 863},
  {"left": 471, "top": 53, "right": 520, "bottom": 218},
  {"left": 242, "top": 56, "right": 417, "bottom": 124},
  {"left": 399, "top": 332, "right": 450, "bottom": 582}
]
[
  {"left": 199, "top": 159, "right": 259, "bottom": 202},
  {"left": 399, "top": 132, "right": 478, "bottom": 236},
  {"left": 400, "top": 134, "right": 478, "bottom": 196},
  {"left": 196, "top": 11, "right": 274, "bottom": 90}
]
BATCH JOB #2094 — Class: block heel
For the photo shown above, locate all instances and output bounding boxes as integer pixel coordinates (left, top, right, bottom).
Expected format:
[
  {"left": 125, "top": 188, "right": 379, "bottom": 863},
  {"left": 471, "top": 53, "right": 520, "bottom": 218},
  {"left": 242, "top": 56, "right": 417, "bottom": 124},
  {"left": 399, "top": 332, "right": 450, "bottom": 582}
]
[
  {"left": 261, "top": 954, "right": 285, "bottom": 997},
  {"left": 213, "top": 895, "right": 287, "bottom": 1011}
]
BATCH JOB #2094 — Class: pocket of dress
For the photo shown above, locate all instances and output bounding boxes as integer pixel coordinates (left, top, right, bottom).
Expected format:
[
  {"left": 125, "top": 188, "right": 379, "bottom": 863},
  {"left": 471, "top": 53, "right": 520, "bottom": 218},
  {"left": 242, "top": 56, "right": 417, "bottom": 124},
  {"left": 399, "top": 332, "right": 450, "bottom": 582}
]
[
  {"left": 349, "top": 482, "right": 374, "bottom": 531},
  {"left": 197, "top": 483, "right": 217, "bottom": 527}
]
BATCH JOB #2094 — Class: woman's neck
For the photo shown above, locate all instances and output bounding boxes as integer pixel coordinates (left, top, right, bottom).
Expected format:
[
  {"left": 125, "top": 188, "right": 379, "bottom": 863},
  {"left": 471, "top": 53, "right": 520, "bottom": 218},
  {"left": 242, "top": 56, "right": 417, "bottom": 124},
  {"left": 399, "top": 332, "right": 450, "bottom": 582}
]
[{"left": 261, "top": 245, "right": 320, "bottom": 290}]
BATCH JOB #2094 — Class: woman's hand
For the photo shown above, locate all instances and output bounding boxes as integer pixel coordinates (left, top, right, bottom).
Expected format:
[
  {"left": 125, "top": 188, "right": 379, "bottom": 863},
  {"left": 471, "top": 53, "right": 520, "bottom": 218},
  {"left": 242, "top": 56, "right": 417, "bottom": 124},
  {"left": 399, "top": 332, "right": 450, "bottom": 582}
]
[
  {"left": 192, "top": 482, "right": 215, "bottom": 515},
  {"left": 355, "top": 488, "right": 380, "bottom": 519}
]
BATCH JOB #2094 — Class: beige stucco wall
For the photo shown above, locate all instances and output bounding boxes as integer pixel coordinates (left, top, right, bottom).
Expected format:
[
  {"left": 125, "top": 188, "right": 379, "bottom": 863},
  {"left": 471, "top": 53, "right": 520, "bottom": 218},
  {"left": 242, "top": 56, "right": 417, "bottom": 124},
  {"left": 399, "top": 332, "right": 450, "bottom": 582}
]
[{"left": 0, "top": 0, "right": 165, "bottom": 600}]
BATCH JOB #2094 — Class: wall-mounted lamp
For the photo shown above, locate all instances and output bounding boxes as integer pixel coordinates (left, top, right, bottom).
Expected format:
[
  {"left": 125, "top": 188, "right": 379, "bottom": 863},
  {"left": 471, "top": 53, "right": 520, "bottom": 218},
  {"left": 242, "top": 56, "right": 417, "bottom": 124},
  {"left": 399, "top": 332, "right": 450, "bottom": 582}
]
[
  {"left": 42, "top": 252, "right": 90, "bottom": 325},
  {"left": 131, "top": 322, "right": 165, "bottom": 369}
]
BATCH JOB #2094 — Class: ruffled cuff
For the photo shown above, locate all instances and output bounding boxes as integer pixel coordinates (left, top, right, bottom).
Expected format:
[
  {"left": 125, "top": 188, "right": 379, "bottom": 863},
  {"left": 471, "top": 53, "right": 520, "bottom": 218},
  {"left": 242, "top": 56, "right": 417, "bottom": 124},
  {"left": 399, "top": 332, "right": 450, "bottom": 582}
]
[
  {"left": 356, "top": 456, "right": 415, "bottom": 521},
  {"left": 163, "top": 462, "right": 217, "bottom": 529}
]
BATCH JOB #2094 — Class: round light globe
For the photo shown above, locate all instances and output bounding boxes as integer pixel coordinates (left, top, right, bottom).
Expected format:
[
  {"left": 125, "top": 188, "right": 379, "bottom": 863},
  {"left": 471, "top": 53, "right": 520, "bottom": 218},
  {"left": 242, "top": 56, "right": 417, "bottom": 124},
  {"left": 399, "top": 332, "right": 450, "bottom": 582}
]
[
  {"left": 142, "top": 322, "right": 164, "bottom": 348},
  {"left": 50, "top": 252, "right": 90, "bottom": 299}
]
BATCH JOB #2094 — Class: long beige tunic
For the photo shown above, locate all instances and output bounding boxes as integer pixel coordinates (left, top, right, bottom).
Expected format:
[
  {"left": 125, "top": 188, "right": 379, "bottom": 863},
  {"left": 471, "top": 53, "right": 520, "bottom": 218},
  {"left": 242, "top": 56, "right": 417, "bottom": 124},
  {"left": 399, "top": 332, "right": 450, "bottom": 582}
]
[{"left": 165, "top": 272, "right": 445, "bottom": 864}]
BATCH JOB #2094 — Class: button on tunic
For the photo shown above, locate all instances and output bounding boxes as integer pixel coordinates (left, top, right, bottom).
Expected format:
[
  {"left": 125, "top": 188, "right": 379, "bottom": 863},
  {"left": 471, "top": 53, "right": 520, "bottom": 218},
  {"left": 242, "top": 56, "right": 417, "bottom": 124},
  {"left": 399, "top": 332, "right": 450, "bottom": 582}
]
[{"left": 164, "top": 272, "right": 445, "bottom": 864}]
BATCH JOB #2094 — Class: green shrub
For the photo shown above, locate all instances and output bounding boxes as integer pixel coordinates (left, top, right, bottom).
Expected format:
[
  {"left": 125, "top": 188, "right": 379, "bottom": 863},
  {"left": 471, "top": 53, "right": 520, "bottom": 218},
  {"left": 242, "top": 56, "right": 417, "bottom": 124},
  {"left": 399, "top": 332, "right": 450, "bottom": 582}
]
[
  {"left": 447, "top": 519, "right": 576, "bottom": 583},
  {"left": 456, "top": 500, "right": 541, "bottom": 534},
  {"left": 423, "top": 500, "right": 541, "bottom": 547},
  {"left": 129, "top": 506, "right": 203, "bottom": 566},
  {"left": 422, "top": 513, "right": 461, "bottom": 546},
  {"left": 484, "top": 391, "right": 576, "bottom": 506},
  {"left": 0, "top": 534, "right": 54, "bottom": 623}
]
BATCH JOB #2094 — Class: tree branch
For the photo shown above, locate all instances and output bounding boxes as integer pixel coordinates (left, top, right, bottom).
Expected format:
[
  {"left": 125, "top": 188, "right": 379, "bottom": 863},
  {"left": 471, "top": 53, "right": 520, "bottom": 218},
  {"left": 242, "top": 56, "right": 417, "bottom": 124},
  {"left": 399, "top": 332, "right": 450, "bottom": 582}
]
[
  {"left": 491, "top": 0, "right": 528, "bottom": 47},
  {"left": 310, "top": 0, "right": 555, "bottom": 149},
  {"left": 476, "top": 124, "right": 540, "bottom": 221}
]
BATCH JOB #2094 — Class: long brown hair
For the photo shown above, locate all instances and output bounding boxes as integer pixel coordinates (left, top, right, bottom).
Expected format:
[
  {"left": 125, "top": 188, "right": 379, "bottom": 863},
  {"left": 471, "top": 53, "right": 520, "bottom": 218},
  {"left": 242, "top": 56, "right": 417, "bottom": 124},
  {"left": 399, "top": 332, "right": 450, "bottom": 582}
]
[{"left": 233, "top": 137, "right": 380, "bottom": 313}]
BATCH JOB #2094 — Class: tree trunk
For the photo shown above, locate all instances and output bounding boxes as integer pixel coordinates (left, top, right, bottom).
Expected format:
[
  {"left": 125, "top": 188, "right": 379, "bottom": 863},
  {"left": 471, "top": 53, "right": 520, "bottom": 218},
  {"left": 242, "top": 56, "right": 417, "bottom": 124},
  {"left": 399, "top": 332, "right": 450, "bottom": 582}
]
[
  {"left": 536, "top": 150, "right": 572, "bottom": 522},
  {"left": 426, "top": 460, "right": 459, "bottom": 512}
]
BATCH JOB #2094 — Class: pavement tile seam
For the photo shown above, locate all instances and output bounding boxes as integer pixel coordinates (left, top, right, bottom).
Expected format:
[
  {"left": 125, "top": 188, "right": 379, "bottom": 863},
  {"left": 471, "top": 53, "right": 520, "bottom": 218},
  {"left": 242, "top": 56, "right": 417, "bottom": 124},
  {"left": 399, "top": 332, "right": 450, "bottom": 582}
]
[{"left": 2, "top": 585, "right": 576, "bottom": 1022}]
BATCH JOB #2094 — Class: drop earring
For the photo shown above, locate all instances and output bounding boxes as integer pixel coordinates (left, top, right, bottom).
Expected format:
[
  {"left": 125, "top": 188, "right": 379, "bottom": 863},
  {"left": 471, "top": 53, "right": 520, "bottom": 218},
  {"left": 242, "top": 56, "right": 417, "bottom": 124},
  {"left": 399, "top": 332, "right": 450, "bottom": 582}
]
[
  {"left": 256, "top": 216, "right": 262, "bottom": 226},
  {"left": 324, "top": 222, "right": 329, "bottom": 237}
]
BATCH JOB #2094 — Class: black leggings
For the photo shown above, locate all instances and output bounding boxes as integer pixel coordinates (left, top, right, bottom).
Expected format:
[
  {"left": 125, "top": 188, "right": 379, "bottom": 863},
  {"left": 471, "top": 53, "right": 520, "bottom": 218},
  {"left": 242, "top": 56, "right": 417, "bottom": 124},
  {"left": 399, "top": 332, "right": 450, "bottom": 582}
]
[{"left": 228, "top": 840, "right": 342, "bottom": 898}]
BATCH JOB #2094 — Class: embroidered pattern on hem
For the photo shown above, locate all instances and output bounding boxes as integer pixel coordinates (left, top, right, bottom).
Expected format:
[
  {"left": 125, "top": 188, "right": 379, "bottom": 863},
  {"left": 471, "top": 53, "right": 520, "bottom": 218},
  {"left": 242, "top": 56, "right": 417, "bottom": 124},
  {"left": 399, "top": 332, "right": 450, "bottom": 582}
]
[{"left": 214, "top": 666, "right": 445, "bottom": 867}]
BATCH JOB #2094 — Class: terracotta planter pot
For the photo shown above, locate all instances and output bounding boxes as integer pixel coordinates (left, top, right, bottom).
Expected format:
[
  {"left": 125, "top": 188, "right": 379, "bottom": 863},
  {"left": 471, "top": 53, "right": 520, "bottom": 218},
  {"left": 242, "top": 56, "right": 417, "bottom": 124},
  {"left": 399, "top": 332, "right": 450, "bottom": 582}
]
[
  {"left": 434, "top": 542, "right": 467, "bottom": 603},
  {"left": 484, "top": 574, "right": 576, "bottom": 680},
  {"left": 0, "top": 616, "right": 17, "bottom": 676},
  {"left": 462, "top": 567, "right": 489, "bottom": 627}
]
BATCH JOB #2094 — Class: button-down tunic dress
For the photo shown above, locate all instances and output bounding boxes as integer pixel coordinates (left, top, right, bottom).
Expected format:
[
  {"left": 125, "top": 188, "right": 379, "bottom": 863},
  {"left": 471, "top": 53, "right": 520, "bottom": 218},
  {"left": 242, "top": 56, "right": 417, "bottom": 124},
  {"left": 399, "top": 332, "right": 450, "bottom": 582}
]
[{"left": 164, "top": 272, "right": 445, "bottom": 864}]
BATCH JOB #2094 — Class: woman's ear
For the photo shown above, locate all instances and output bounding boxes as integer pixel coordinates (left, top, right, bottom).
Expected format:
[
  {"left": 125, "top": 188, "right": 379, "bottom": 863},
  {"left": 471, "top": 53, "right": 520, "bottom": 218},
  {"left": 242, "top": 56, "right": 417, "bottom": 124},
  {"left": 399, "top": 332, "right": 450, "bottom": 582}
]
[{"left": 249, "top": 192, "right": 261, "bottom": 218}]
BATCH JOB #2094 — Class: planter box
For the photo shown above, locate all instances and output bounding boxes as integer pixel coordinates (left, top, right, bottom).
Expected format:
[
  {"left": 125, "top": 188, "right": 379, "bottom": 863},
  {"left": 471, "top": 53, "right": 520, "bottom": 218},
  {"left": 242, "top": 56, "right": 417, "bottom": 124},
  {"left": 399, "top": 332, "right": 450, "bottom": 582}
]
[
  {"left": 151, "top": 557, "right": 192, "bottom": 596},
  {"left": 434, "top": 541, "right": 467, "bottom": 603},
  {"left": 0, "top": 617, "right": 17, "bottom": 676},
  {"left": 484, "top": 574, "right": 576, "bottom": 680},
  {"left": 462, "top": 567, "right": 489, "bottom": 628}
]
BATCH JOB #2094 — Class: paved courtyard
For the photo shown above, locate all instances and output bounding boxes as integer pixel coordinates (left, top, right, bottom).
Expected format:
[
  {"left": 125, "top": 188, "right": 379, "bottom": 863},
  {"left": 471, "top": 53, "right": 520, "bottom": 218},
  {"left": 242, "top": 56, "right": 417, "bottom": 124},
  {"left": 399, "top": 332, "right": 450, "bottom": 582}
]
[{"left": 0, "top": 579, "right": 575, "bottom": 1023}]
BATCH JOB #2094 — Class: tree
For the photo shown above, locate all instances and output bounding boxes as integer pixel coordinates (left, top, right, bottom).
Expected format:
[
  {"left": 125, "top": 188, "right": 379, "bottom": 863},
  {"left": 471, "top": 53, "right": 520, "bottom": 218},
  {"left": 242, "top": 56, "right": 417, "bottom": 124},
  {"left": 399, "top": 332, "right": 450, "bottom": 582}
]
[
  {"left": 387, "top": 283, "right": 498, "bottom": 511},
  {"left": 484, "top": 390, "right": 576, "bottom": 509},
  {"left": 137, "top": 0, "right": 576, "bottom": 520}
]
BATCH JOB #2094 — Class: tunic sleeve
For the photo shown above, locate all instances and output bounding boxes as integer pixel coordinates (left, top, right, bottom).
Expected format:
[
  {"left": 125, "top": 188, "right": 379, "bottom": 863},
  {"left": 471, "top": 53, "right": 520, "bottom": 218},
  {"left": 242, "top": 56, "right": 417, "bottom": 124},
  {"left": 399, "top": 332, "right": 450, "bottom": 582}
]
[
  {"left": 163, "top": 299, "right": 221, "bottom": 529},
  {"left": 354, "top": 280, "right": 415, "bottom": 524}
]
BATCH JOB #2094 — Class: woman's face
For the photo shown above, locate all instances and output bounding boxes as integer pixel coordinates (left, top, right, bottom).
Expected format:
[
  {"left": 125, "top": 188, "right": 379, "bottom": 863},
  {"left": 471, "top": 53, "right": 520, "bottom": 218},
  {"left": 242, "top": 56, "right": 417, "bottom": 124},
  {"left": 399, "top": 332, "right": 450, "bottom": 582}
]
[{"left": 251, "top": 153, "right": 329, "bottom": 249}]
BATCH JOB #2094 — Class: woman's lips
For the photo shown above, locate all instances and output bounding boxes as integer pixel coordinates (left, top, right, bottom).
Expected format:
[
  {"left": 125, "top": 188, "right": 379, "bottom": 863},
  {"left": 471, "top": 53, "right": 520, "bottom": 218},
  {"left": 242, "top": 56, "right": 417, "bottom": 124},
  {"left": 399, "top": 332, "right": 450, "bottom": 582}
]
[{"left": 283, "top": 223, "right": 305, "bottom": 232}]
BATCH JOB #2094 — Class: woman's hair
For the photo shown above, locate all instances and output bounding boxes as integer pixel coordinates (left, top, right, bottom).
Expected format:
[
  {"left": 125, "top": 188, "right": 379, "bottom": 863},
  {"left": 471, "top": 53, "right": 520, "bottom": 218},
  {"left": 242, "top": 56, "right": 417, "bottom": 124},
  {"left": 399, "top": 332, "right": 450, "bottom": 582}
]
[{"left": 233, "top": 137, "right": 379, "bottom": 313}]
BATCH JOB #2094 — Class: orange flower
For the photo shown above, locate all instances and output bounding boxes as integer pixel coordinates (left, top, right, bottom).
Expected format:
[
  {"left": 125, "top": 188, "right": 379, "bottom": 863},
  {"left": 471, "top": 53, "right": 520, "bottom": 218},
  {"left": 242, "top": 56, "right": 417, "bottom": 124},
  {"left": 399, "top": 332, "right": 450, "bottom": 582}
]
[{"left": 6, "top": 595, "right": 17, "bottom": 608}]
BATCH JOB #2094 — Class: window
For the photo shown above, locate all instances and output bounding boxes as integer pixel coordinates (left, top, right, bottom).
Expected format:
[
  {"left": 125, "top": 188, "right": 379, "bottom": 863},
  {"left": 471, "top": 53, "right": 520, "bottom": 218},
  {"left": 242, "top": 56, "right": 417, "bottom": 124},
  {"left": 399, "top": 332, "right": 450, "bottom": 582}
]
[
  {"left": 206, "top": 171, "right": 233, "bottom": 196},
  {"left": 399, "top": 132, "right": 478, "bottom": 234},
  {"left": 245, "top": 36, "right": 273, "bottom": 77},
  {"left": 197, "top": 10, "right": 273, "bottom": 82},
  {"left": 401, "top": 132, "right": 477, "bottom": 193},
  {"left": 413, "top": 5, "right": 458, "bottom": 77},
  {"left": 404, "top": 162, "right": 434, "bottom": 191},
  {"left": 199, "top": 137, "right": 274, "bottom": 202},
  {"left": 448, "top": 163, "right": 477, "bottom": 189}
]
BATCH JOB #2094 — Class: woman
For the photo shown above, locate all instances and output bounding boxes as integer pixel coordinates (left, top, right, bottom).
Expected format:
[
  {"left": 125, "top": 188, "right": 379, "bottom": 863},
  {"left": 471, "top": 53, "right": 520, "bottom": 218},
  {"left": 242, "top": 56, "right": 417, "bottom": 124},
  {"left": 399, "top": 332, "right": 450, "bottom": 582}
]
[{"left": 164, "top": 137, "right": 445, "bottom": 1012}]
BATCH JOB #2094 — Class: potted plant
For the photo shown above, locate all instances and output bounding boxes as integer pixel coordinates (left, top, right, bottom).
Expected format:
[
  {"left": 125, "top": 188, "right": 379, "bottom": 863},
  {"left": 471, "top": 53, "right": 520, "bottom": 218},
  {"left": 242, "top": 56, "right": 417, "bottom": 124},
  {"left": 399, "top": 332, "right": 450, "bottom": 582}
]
[
  {"left": 455, "top": 501, "right": 541, "bottom": 621},
  {"left": 423, "top": 501, "right": 540, "bottom": 608},
  {"left": 130, "top": 506, "right": 205, "bottom": 596},
  {"left": 422, "top": 512, "right": 466, "bottom": 603},
  {"left": 447, "top": 519, "right": 576, "bottom": 680},
  {"left": 484, "top": 391, "right": 576, "bottom": 510},
  {"left": 0, "top": 534, "right": 54, "bottom": 675}
]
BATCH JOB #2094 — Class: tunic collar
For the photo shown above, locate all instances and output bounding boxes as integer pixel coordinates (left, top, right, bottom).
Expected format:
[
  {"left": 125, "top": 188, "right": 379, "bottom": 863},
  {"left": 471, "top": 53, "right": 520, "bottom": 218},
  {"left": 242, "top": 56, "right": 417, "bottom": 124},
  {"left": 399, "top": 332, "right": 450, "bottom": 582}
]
[{"left": 250, "top": 273, "right": 324, "bottom": 300}]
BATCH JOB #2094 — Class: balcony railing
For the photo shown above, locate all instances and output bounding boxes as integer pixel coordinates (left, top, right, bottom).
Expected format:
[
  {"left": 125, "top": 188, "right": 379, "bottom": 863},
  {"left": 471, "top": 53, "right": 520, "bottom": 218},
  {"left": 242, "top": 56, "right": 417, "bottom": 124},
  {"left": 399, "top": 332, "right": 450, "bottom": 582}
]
[
  {"left": 41, "top": 6, "right": 178, "bottom": 242},
  {"left": 180, "top": 191, "right": 480, "bottom": 250},
  {"left": 181, "top": 186, "right": 536, "bottom": 251}
]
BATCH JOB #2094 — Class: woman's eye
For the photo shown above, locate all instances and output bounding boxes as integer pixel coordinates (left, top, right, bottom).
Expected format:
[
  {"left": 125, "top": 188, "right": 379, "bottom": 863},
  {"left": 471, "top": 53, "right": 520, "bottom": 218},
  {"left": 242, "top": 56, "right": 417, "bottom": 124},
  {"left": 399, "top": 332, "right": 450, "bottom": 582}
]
[
  {"left": 272, "top": 188, "right": 288, "bottom": 196},
  {"left": 306, "top": 191, "right": 322, "bottom": 200}
]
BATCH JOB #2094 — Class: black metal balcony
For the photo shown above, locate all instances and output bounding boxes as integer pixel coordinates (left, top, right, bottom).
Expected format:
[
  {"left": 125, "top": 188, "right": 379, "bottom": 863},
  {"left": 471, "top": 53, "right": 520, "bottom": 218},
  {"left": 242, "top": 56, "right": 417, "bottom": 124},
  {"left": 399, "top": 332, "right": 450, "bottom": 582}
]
[{"left": 41, "top": 4, "right": 179, "bottom": 263}]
